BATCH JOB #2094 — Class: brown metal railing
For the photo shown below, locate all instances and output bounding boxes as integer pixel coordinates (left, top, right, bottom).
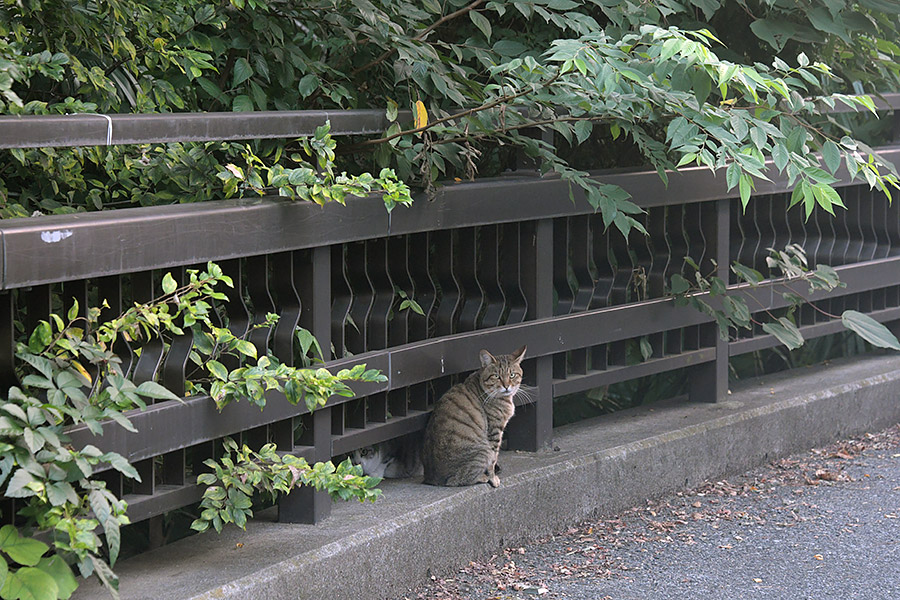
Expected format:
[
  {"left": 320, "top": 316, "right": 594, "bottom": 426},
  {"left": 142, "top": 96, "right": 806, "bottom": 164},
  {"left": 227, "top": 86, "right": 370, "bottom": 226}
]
[{"left": 1, "top": 104, "right": 899, "bottom": 528}]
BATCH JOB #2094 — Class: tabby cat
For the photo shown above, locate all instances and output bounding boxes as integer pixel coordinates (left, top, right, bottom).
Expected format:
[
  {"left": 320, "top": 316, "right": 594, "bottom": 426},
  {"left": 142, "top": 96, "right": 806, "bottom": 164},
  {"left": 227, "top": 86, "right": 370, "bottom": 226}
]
[
  {"left": 422, "top": 346, "right": 527, "bottom": 487},
  {"left": 350, "top": 431, "right": 423, "bottom": 479}
]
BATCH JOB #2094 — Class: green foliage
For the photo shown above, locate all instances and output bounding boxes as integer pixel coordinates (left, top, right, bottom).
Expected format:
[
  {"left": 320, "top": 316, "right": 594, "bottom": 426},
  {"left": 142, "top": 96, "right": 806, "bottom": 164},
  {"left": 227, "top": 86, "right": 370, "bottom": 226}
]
[
  {"left": 190, "top": 439, "right": 381, "bottom": 533},
  {"left": 670, "top": 244, "right": 900, "bottom": 351},
  {"left": 1, "top": 262, "right": 385, "bottom": 598}
]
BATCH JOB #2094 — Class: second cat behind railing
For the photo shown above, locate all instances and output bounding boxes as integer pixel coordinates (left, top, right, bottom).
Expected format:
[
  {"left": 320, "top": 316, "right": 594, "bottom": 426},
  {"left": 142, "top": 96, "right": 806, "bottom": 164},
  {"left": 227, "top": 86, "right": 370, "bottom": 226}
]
[{"left": 422, "top": 345, "right": 527, "bottom": 488}]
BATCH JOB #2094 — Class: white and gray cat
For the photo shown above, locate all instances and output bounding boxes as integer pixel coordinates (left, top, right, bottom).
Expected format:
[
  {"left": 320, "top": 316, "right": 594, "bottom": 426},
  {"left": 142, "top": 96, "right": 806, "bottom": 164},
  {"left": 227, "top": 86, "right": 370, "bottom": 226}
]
[{"left": 350, "top": 431, "right": 423, "bottom": 479}]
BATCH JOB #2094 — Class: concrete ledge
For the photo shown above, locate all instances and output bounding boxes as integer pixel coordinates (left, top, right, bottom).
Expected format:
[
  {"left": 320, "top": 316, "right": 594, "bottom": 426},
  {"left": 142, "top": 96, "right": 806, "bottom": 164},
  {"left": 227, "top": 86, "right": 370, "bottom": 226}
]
[{"left": 74, "top": 354, "right": 900, "bottom": 600}]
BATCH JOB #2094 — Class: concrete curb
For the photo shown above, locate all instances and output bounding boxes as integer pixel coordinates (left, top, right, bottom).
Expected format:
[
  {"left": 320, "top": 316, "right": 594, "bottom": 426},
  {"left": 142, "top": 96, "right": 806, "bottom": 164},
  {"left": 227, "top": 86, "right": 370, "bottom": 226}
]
[{"left": 78, "top": 354, "right": 900, "bottom": 600}]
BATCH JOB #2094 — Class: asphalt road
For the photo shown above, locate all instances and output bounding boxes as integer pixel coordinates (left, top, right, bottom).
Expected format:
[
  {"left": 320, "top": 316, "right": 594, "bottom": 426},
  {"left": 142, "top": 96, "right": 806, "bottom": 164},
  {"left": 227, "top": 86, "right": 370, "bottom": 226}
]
[{"left": 396, "top": 424, "right": 900, "bottom": 600}]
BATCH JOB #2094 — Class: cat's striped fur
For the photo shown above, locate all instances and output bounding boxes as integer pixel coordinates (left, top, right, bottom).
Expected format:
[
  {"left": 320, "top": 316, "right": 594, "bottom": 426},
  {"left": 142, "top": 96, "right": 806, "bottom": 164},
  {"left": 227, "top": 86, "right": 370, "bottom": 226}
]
[{"left": 422, "top": 346, "right": 526, "bottom": 487}]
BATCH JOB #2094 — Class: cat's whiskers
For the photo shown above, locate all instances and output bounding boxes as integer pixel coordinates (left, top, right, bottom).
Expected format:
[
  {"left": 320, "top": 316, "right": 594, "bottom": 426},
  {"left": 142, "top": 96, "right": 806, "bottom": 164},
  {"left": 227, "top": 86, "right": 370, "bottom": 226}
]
[{"left": 513, "top": 384, "right": 537, "bottom": 405}]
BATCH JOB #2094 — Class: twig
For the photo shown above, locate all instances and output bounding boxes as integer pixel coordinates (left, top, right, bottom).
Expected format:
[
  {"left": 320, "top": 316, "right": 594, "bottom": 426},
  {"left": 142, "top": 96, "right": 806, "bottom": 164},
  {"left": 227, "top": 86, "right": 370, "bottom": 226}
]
[{"left": 349, "top": 0, "right": 485, "bottom": 77}]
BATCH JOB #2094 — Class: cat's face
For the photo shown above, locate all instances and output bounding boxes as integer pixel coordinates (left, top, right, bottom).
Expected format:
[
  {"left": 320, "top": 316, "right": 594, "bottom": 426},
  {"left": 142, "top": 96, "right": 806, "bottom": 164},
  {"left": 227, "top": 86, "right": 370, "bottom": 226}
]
[
  {"left": 478, "top": 345, "right": 526, "bottom": 399},
  {"left": 351, "top": 446, "right": 385, "bottom": 477}
]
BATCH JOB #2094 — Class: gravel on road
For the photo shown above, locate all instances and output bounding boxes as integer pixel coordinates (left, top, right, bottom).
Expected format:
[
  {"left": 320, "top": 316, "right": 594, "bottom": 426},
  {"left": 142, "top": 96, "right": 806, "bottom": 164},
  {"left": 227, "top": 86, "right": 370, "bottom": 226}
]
[{"left": 393, "top": 424, "right": 900, "bottom": 600}]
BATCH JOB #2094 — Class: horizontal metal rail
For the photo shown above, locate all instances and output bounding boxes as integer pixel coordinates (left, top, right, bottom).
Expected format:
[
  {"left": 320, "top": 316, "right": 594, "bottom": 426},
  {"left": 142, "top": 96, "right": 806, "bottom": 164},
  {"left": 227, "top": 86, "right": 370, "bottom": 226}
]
[
  {"left": 65, "top": 251, "right": 900, "bottom": 466},
  {"left": 0, "top": 109, "right": 410, "bottom": 149},
  {"left": 3, "top": 144, "right": 898, "bottom": 290},
  {"left": 1, "top": 95, "right": 897, "bottom": 150}
]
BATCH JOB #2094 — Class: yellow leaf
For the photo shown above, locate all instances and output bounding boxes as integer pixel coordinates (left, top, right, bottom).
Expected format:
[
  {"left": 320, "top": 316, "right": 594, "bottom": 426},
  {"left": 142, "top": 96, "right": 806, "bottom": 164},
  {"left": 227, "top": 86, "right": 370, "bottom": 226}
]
[
  {"left": 72, "top": 361, "right": 92, "bottom": 386},
  {"left": 414, "top": 100, "right": 428, "bottom": 129}
]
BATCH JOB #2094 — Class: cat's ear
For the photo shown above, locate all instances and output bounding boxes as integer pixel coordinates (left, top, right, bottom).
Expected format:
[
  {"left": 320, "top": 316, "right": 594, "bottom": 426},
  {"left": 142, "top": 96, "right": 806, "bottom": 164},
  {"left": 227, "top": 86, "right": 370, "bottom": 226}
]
[
  {"left": 511, "top": 345, "right": 527, "bottom": 364},
  {"left": 479, "top": 349, "right": 495, "bottom": 367}
]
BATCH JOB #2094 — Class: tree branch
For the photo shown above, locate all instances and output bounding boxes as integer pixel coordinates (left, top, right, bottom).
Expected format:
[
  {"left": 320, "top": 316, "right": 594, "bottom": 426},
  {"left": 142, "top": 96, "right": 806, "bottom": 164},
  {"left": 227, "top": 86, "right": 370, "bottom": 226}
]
[{"left": 349, "top": 0, "right": 484, "bottom": 77}]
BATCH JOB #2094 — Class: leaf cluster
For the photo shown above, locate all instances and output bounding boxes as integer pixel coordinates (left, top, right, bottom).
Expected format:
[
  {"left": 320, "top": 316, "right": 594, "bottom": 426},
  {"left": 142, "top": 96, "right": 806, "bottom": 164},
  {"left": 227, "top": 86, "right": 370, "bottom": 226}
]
[
  {"left": 191, "top": 438, "right": 381, "bottom": 533},
  {"left": 670, "top": 245, "right": 900, "bottom": 351},
  {"left": 1, "top": 262, "right": 386, "bottom": 598}
]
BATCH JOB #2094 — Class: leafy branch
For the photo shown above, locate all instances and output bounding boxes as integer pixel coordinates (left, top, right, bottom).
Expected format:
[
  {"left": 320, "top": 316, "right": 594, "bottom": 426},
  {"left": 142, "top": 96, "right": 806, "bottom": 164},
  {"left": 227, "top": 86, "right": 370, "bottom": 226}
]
[{"left": 670, "top": 245, "right": 900, "bottom": 352}]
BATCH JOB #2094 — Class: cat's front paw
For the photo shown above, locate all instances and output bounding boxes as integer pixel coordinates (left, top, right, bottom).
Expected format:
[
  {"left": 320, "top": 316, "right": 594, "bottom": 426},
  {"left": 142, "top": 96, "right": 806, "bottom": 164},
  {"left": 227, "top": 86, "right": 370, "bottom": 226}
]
[{"left": 488, "top": 474, "right": 500, "bottom": 488}]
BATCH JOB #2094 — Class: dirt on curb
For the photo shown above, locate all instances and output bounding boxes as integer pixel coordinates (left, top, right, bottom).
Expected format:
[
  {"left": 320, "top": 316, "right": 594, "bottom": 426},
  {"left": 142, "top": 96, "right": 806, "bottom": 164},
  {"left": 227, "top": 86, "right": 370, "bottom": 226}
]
[{"left": 391, "top": 424, "right": 900, "bottom": 600}]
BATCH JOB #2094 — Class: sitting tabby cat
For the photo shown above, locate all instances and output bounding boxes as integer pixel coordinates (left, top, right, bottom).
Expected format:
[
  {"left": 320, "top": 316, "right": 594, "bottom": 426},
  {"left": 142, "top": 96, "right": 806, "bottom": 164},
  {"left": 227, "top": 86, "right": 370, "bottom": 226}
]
[
  {"left": 422, "top": 346, "right": 526, "bottom": 488},
  {"left": 351, "top": 431, "right": 423, "bottom": 479}
]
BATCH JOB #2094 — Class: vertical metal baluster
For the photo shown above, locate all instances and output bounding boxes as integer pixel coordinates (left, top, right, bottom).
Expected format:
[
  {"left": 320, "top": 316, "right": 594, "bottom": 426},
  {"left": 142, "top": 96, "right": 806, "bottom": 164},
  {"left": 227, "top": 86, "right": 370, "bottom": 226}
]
[
  {"left": 246, "top": 255, "right": 276, "bottom": 356},
  {"left": 664, "top": 205, "right": 686, "bottom": 353},
  {"left": 589, "top": 215, "right": 614, "bottom": 370},
  {"left": 455, "top": 227, "right": 483, "bottom": 332},
  {"left": 365, "top": 238, "right": 393, "bottom": 351},
  {"left": 406, "top": 233, "right": 436, "bottom": 342},
  {"left": 387, "top": 236, "right": 413, "bottom": 418},
  {"left": 433, "top": 229, "right": 461, "bottom": 337},
  {"left": 644, "top": 207, "right": 666, "bottom": 357},
  {"left": 499, "top": 223, "right": 528, "bottom": 325},
  {"left": 0, "top": 293, "right": 16, "bottom": 393},
  {"left": 873, "top": 187, "right": 891, "bottom": 260},
  {"left": 95, "top": 276, "right": 134, "bottom": 375},
  {"left": 680, "top": 202, "right": 703, "bottom": 350},
  {"left": 861, "top": 187, "right": 878, "bottom": 262},
  {"left": 568, "top": 216, "right": 593, "bottom": 374},
  {"left": 689, "top": 199, "right": 729, "bottom": 403},
  {"left": 131, "top": 271, "right": 165, "bottom": 387},
  {"left": 407, "top": 232, "right": 435, "bottom": 410},
  {"left": 551, "top": 218, "right": 570, "bottom": 378},
  {"left": 213, "top": 260, "right": 251, "bottom": 373},
  {"left": 479, "top": 225, "right": 506, "bottom": 329},
  {"left": 553, "top": 218, "right": 573, "bottom": 316},
  {"left": 161, "top": 267, "right": 193, "bottom": 397},
  {"left": 846, "top": 187, "right": 865, "bottom": 263},
  {"left": 280, "top": 246, "right": 332, "bottom": 524},
  {"left": 506, "top": 219, "right": 553, "bottom": 452},
  {"left": 387, "top": 236, "right": 411, "bottom": 348},
  {"left": 331, "top": 245, "right": 351, "bottom": 360},
  {"left": 270, "top": 252, "right": 302, "bottom": 365},
  {"left": 344, "top": 241, "right": 372, "bottom": 355}
]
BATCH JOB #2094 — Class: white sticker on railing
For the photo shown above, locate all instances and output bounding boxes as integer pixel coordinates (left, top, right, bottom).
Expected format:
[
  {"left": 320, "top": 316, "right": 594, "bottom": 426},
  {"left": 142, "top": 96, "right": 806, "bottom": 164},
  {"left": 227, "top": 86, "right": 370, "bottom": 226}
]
[{"left": 40, "top": 230, "right": 73, "bottom": 243}]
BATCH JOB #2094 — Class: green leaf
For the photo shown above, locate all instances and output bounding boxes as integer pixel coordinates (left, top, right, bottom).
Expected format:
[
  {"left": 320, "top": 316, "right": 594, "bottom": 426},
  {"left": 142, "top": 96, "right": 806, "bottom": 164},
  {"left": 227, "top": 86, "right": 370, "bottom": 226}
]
[
  {"left": 66, "top": 300, "right": 79, "bottom": 322},
  {"left": 232, "top": 57, "right": 253, "bottom": 87},
  {"left": 297, "top": 73, "right": 319, "bottom": 98},
  {"left": 469, "top": 10, "right": 492, "bottom": 40},
  {"left": 638, "top": 336, "right": 652, "bottom": 361},
  {"left": 232, "top": 95, "right": 254, "bottom": 112},
  {"left": 731, "top": 263, "right": 763, "bottom": 285},
  {"left": 162, "top": 272, "right": 177, "bottom": 295},
  {"left": 234, "top": 340, "right": 258, "bottom": 359},
  {"left": 101, "top": 452, "right": 140, "bottom": 481},
  {"left": 822, "top": 140, "right": 841, "bottom": 174},
  {"left": 0, "top": 526, "right": 49, "bottom": 566},
  {"left": 46, "top": 482, "right": 79, "bottom": 507},
  {"left": 669, "top": 274, "right": 691, "bottom": 295},
  {"left": 738, "top": 173, "right": 752, "bottom": 207},
  {"left": 762, "top": 318, "right": 804, "bottom": 350},
  {"left": 207, "top": 360, "right": 229, "bottom": 381},
  {"left": 772, "top": 143, "right": 790, "bottom": 172},
  {"left": 4, "top": 470, "right": 37, "bottom": 499},
  {"left": 842, "top": 310, "right": 900, "bottom": 350},
  {"left": 0, "top": 566, "right": 58, "bottom": 600},
  {"left": 35, "top": 556, "right": 78, "bottom": 600},
  {"left": 135, "top": 381, "right": 181, "bottom": 402}
]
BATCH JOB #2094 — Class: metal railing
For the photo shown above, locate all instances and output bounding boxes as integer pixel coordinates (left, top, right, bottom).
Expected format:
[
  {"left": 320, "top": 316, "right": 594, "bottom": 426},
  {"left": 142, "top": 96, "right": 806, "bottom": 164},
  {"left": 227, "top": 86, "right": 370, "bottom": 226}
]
[{"left": 1, "top": 101, "right": 899, "bottom": 527}]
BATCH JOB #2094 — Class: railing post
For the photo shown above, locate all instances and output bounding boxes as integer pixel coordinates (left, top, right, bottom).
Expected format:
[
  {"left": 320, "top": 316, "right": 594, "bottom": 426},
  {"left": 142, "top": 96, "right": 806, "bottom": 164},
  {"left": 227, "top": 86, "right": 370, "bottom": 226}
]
[
  {"left": 506, "top": 219, "right": 554, "bottom": 451},
  {"left": 690, "top": 198, "right": 730, "bottom": 403},
  {"left": 279, "top": 246, "right": 333, "bottom": 523}
]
